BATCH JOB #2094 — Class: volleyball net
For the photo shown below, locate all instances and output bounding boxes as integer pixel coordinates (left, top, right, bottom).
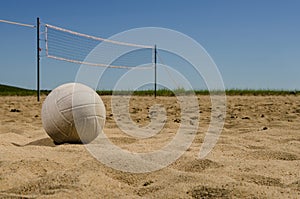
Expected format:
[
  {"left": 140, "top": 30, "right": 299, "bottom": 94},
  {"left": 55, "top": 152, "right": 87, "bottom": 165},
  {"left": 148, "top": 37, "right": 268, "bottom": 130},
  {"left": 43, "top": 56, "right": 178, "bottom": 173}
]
[{"left": 45, "top": 24, "right": 154, "bottom": 69}]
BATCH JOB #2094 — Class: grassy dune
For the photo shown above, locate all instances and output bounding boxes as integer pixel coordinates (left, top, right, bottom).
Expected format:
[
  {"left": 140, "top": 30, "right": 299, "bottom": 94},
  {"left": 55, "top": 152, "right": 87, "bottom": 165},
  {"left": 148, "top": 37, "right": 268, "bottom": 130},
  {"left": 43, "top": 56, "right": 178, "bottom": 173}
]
[
  {"left": 0, "top": 84, "right": 50, "bottom": 96},
  {"left": 0, "top": 84, "right": 299, "bottom": 96}
]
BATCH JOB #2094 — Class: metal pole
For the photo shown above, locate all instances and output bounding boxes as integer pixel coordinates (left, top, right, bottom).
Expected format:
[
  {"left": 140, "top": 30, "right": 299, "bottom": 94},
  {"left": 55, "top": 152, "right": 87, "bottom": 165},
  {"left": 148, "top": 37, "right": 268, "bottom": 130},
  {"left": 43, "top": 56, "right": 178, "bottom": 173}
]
[
  {"left": 154, "top": 45, "right": 157, "bottom": 98},
  {"left": 37, "top": 17, "right": 40, "bottom": 101}
]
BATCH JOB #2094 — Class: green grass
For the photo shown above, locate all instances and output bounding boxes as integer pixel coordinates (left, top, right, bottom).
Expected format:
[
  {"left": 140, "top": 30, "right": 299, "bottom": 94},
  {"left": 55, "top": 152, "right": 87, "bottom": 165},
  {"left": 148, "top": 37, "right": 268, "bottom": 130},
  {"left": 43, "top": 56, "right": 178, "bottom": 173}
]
[
  {"left": 100, "top": 89, "right": 299, "bottom": 96},
  {"left": 0, "top": 84, "right": 50, "bottom": 96},
  {"left": 0, "top": 84, "right": 299, "bottom": 96},
  {"left": 224, "top": 89, "right": 299, "bottom": 96}
]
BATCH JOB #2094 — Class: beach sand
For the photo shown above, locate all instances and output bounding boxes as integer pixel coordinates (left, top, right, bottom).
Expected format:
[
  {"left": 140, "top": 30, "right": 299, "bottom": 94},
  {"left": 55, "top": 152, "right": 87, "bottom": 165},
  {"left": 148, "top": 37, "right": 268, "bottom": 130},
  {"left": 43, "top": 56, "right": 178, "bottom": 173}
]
[{"left": 0, "top": 95, "right": 299, "bottom": 198}]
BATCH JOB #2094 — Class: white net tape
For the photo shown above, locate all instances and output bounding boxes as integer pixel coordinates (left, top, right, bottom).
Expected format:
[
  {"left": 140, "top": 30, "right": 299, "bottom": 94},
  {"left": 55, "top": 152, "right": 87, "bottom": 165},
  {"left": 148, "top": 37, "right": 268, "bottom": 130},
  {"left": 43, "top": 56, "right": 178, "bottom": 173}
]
[{"left": 45, "top": 24, "right": 154, "bottom": 69}]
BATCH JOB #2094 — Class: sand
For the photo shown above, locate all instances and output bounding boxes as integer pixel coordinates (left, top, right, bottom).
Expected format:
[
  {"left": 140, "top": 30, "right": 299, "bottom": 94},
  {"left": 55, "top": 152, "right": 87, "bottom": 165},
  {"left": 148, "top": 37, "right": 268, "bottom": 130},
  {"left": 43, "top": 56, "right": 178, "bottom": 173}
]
[{"left": 0, "top": 95, "right": 299, "bottom": 198}]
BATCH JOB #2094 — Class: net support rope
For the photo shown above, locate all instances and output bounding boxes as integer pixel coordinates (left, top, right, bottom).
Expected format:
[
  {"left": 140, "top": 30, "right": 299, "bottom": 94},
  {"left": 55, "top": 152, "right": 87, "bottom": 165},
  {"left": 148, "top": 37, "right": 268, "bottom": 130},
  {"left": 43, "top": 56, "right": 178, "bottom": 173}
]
[
  {"left": 0, "top": 19, "right": 35, "bottom": 28},
  {"left": 157, "top": 53, "right": 180, "bottom": 88}
]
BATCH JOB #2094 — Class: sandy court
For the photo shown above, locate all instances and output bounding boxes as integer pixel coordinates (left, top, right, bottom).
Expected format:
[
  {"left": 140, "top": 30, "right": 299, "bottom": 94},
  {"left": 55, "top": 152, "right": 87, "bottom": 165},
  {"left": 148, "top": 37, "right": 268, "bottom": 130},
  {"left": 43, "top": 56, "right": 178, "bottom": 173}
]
[{"left": 0, "top": 95, "right": 299, "bottom": 198}]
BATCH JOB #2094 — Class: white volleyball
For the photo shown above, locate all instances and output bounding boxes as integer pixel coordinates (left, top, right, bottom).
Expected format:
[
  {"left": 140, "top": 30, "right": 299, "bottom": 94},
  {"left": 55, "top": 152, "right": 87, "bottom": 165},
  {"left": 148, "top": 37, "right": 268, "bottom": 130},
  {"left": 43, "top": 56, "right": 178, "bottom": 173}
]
[{"left": 41, "top": 83, "right": 106, "bottom": 144}]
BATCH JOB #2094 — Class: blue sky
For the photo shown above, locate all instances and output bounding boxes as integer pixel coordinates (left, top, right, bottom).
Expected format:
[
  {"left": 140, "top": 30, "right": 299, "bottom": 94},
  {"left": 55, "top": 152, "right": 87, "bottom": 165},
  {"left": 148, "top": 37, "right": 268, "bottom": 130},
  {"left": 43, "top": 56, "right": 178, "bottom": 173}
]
[{"left": 0, "top": 0, "right": 300, "bottom": 90}]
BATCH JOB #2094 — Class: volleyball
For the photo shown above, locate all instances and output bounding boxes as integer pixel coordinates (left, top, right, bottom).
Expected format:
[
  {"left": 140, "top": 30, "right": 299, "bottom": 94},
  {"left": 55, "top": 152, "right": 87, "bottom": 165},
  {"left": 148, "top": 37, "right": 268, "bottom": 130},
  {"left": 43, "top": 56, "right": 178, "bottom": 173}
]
[{"left": 41, "top": 83, "right": 106, "bottom": 144}]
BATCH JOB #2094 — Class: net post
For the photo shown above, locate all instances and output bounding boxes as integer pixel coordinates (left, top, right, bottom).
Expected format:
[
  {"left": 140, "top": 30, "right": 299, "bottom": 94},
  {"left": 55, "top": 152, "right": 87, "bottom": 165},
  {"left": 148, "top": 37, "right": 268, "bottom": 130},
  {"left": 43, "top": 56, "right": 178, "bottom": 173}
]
[
  {"left": 154, "top": 45, "right": 157, "bottom": 98},
  {"left": 37, "top": 17, "right": 40, "bottom": 102}
]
